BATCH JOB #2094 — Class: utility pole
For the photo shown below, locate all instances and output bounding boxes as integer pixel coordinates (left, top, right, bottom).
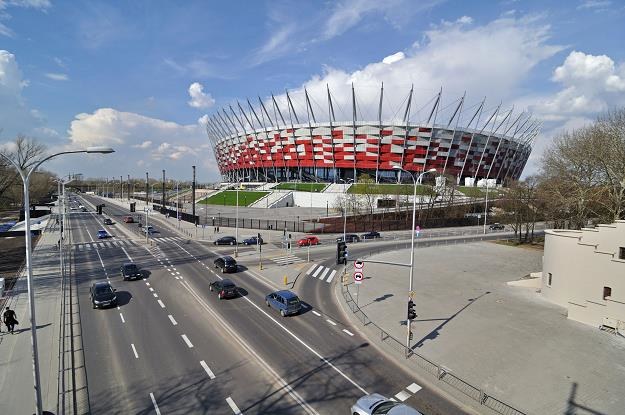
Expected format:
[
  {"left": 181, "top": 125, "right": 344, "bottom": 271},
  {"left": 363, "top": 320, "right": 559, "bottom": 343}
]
[
  {"left": 127, "top": 174, "right": 130, "bottom": 201},
  {"left": 162, "top": 169, "right": 166, "bottom": 213},
  {"left": 145, "top": 172, "right": 149, "bottom": 206},
  {"left": 192, "top": 165, "right": 196, "bottom": 218}
]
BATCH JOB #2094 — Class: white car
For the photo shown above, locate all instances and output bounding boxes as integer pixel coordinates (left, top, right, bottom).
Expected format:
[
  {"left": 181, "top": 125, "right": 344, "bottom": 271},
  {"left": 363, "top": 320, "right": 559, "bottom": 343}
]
[
  {"left": 351, "top": 394, "right": 422, "bottom": 415},
  {"left": 143, "top": 225, "right": 155, "bottom": 234}
]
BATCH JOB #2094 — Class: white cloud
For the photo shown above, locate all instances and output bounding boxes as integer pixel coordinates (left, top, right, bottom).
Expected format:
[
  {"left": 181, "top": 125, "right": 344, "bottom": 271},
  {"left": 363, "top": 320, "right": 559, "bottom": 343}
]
[
  {"left": 132, "top": 140, "right": 152, "bottom": 149},
  {"left": 45, "top": 72, "right": 69, "bottom": 81},
  {"left": 251, "top": 24, "right": 297, "bottom": 66},
  {"left": 382, "top": 52, "right": 405, "bottom": 65},
  {"left": 0, "top": 0, "right": 51, "bottom": 37},
  {"left": 577, "top": 0, "right": 612, "bottom": 10},
  {"left": 187, "top": 82, "right": 215, "bottom": 109}
]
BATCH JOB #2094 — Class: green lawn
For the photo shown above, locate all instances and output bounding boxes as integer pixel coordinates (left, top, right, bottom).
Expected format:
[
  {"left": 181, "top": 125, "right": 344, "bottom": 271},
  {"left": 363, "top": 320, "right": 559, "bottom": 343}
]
[
  {"left": 274, "top": 182, "right": 327, "bottom": 192},
  {"left": 457, "top": 186, "right": 504, "bottom": 198},
  {"left": 348, "top": 183, "right": 432, "bottom": 195},
  {"left": 200, "top": 190, "right": 268, "bottom": 206}
]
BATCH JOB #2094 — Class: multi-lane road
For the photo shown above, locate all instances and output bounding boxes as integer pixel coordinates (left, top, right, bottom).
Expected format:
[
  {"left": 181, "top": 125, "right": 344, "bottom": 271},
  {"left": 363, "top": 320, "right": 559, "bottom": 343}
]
[{"left": 66, "top": 194, "right": 467, "bottom": 414}]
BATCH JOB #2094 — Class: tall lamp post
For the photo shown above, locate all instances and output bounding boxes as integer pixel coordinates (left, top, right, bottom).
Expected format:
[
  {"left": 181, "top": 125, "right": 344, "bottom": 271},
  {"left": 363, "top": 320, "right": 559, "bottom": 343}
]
[
  {"left": 393, "top": 166, "right": 436, "bottom": 354},
  {"left": 0, "top": 146, "right": 114, "bottom": 415}
]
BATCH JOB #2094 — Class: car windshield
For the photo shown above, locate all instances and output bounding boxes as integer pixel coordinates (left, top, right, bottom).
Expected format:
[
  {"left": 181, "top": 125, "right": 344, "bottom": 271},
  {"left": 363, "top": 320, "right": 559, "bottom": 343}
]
[
  {"left": 372, "top": 402, "right": 401, "bottom": 415},
  {"left": 223, "top": 282, "right": 235, "bottom": 289},
  {"left": 224, "top": 259, "right": 235, "bottom": 265},
  {"left": 124, "top": 265, "right": 138, "bottom": 272},
  {"left": 287, "top": 297, "right": 300, "bottom": 306},
  {"left": 95, "top": 286, "right": 113, "bottom": 295}
]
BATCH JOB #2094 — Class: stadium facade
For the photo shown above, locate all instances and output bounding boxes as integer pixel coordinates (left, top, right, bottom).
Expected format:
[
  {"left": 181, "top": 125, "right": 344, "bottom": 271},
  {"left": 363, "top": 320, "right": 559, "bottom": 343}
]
[{"left": 205, "top": 85, "right": 538, "bottom": 184}]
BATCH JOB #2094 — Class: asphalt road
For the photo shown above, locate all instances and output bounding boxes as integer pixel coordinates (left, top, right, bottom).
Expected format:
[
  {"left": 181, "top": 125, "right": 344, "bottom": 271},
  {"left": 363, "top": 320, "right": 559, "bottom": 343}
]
[{"left": 69, "top": 194, "right": 469, "bottom": 415}]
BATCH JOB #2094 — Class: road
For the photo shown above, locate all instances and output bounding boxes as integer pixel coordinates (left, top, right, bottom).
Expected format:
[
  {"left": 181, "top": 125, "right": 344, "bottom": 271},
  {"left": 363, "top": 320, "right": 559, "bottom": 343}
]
[{"left": 68, "top": 194, "right": 468, "bottom": 414}]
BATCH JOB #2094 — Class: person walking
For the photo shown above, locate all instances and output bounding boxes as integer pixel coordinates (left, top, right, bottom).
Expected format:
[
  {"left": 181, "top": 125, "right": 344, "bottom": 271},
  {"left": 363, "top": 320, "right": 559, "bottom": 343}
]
[{"left": 3, "top": 306, "right": 18, "bottom": 334}]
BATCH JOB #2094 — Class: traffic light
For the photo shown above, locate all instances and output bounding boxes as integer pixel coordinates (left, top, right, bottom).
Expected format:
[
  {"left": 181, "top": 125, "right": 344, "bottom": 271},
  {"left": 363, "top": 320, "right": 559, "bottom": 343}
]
[
  {"left": 130, "top": 202, "right": 136, "bottom": 212},
  {"left": 407, "top": 300, "right": 417, "bottom": 320},
  {"left": 337, "top": 241, "right": 347, "bottom": 264}
]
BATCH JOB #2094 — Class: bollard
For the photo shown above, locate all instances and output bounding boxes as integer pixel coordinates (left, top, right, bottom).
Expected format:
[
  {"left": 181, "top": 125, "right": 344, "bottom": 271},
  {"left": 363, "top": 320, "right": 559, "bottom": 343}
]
[{"left": 283, "top": 275, "right": 288, "bottom": 285}]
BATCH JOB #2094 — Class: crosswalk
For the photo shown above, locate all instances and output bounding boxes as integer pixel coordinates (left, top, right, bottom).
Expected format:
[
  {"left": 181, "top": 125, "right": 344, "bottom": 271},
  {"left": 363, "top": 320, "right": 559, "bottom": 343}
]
[
  {"left": 270, "top": 254, "right": 306, "bottom": 265},
  {"left": 75, "top": 240, "right": 137, "bottom": 251},
  {"left": 305, "top": 264, "right": 337, "bottom": 284},
  {"left": 151, "top": 236, "right": 187, "bottom": 243}
]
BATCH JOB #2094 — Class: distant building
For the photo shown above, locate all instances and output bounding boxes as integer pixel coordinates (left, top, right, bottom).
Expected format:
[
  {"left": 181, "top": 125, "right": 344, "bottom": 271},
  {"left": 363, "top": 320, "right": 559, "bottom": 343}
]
[{"left": 542, "top": 221, "right": 625, "bottom": 332}]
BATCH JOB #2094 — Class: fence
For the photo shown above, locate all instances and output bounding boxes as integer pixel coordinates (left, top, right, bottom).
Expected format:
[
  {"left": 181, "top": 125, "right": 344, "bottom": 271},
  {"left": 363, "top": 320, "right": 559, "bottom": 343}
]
[{"left": 339, "top": 235, "right": 528, "bottom": 415}]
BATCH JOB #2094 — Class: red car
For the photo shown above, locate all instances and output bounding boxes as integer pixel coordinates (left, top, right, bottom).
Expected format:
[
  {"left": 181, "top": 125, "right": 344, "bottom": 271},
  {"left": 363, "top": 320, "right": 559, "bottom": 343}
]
[{"left": 297, "top": 236, "right": 319, "bottom": 247}]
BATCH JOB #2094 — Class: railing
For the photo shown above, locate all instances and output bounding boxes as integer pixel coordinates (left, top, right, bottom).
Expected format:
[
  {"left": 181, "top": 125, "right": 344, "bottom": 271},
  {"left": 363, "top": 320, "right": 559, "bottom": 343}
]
[{"left": 339, "top": 236, "right": 528, "bottom": 415}]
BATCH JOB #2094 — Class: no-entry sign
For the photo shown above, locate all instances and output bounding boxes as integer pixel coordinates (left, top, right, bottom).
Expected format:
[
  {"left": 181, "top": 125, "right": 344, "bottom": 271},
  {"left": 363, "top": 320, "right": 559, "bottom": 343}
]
[{"left": 353, "top": 260, "right": 364, "bottom": 284}]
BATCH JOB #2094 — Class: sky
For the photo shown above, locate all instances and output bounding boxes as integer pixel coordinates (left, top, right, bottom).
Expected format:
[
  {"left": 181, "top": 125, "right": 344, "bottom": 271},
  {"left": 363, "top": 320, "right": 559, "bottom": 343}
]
[{"left": 1, "top": 0, "right": 624, "bottom": 183}]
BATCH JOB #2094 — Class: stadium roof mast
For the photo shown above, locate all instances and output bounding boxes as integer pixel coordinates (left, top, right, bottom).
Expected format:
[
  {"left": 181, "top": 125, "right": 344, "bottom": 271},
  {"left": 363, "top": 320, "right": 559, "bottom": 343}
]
[
  {"left": 208, "top": 115, "right": 230, "bottom": 179},
  {"left": 472, "top": 103, "right": 505, "bottom": 184},
  {"left": 495, "top": 113, "right": 532, "bottom": 182},
  {"left": 457, "top": 97, "right": 486, "bottom": 181},
  {"left": 441, "top": 92, "right": 466, "bottom": 178},
  {"left": 351, "top": 83, "right": 357, "bottom": 182},
  {"left": 229, "top": 104, "right": 254, "bottom": 181},
  {"left": 421, "top": 88, "right": 442, "bottom": 178},
  {"left": 304, "top": 88, "right": 318, "bottom": 182},
  {"left": 398, "top": 85, "right": 414, "bottom": 182},
  {"left": 376, "top": 82, "right": 384, "bottom": 183},
  {"left": 204, "top": 119, "right": 223, "bottom": 177},
  {"left": 222, "top": 109, "right": 242, "bottom": 181},
  {"left": 506, "top": 121, "right": 541, "bottom": 182},
  {"left": 501, "top": 119, "right": 538, "bottom": 181},
  {"left": 238, "top": 101, "right": 263, "bottom": 181},
  {"left": 250, "top": 97, "right": 278, "bottom": 182},
  {"left": 486, "top": 106, "right": 522, "bottom": 181},
  {"left": 327, "top": 84, "right": 338, "bottom": 182},
  {"left": 286, "top": 90, "right": 301, "bottom": 181},
  {"left": 270, "top": 94, "right": 289, "bottom": 178}
]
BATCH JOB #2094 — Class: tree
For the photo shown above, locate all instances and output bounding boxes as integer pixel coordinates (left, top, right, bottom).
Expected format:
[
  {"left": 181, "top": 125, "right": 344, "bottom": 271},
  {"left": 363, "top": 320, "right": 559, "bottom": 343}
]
[
  {"left": 0, "top": 135, "right": 49, "bottom": 208},
  {"left": 500, "top": 177, "right": 541, "bottom": 243}
]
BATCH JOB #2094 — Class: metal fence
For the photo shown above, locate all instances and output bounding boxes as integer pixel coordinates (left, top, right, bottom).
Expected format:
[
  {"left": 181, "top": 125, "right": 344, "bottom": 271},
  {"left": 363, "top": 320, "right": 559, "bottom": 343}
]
[{"left": 339, "top": 236, "right": 528, "bottom": 415}]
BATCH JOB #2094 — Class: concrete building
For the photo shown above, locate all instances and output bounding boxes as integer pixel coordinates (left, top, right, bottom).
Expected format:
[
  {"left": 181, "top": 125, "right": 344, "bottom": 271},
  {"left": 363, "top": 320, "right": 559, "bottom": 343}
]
[{"left": 542, "top": 221, "right": 625, "bottom": 332}]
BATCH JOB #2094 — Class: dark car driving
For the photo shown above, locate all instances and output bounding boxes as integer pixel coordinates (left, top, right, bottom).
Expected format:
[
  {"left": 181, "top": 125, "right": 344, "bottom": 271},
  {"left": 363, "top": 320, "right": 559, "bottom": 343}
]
[
  {"left": 337, "top": 233, "right": 361, "bottom": 243},
  {"left": 209, "top": 279, "right": 238, "bottom": 299},
  {"left": 214, "top": 256, "right": 237, "bottom": 273},
  {"left": 361, "top": 231, "right": 381, "bottom": 240},
  {"left": 90, "top": 281, "right": 117, "bottom": 309},
  {"left": 242, "top": 236, "right": 263, "bottom": 245},
  {"left": 104, "top": 218, "right": 114, "bottom": 225},
  {"left": 121, "top": 263, "right": 142, "bottom": 281},
  {"left": 214, "top": 236, "right": 237, "bottom": 246},
  {"left": 489, "top": 223, "right": 505, "bottom": 230}
]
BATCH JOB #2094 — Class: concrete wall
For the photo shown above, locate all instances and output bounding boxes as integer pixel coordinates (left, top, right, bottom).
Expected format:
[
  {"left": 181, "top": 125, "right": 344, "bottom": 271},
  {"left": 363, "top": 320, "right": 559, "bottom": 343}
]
[{"left": 542, "top": 221, "right": 625, "bottom": 330}]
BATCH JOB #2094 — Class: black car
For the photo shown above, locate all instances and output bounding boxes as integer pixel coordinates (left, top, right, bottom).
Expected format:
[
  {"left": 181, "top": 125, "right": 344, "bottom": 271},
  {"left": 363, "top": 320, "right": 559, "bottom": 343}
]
[
  {"left": 214, "top": 236, "right": 237, "bottom": 246},
  {"left": 214, "top": 256, "right": 237, "bottom": 273},
  {"left": 489, "top": 223, "right": 505, "bottom": 230},
  {"left": 361, "top": 231, "right": 381, "bottom": 240},
  {"left": 121, "top": 263, "right": 142, "bottom": 281},
  {"left": 337, "top": 234, "right": 361, "bottom": 243},
  {"left": 90, "top": 281, "right": 117, "bottom": 309},
  {"left": 104, "top": 218, "right": 114, "bottom": 225},
  {"left": 209, "top": 279, "right": 238, "bottom": 299},
  {"left": 242, "top": 236, "right": 263, "bottom": 245}
]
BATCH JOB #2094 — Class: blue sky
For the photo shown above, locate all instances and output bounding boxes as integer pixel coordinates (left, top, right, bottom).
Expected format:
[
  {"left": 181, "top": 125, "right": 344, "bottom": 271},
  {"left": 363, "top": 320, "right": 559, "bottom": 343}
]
[{"left": 1, "top": 0, "right": 624, "bottom": 182}]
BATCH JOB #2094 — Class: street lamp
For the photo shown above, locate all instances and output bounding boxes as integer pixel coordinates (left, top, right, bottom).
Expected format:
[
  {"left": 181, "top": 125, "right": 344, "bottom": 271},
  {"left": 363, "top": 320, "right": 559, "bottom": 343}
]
[
  {"left": 393, "top": 165, "right": 436, "bottom": 354},
  {"left": 0, "top": 146, "right": 114, "bottom": 415}
]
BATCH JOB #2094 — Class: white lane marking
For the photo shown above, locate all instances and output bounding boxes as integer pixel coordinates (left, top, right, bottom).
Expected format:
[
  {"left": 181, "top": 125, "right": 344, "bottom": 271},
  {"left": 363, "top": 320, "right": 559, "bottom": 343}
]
[
  {"left": 312, "top": 266, "right": 324, "bottom": 278},
  {"left": 145, "top": 282, "right": 150, "bottom": 286},
  {"left": 157, "top": 300, "right": 165, "bottom": 308},
  {"left": 311, "top": 310, "right": 321, "bottom": 317},
  {"left": 131, "top": 344, "right": 139, "bottom": 359},
  {"left": 119, "top": 313, "right": 125, "bottom": 323},
  {"left": 305, "top": 264, "right": 317, "bottom": 275},
  {"left": 176, "top": 271, "right": 181, "bottom": 275},
  {"left": 342, "top": 329, "right": 354, "bottom": 336},
  {"left": 181, "top": 334, "right": 194, "bottom": 348},
  {"left": 153, "top": 293, "right": 158, "bottom": 298},
  {"left": 149, "top": 392, "right": 161, "bottom": 415},
  {"left": 167, "top": 268, "right": 171, "bottom": 272},
  {"left": 225, "top": 397, "right": 241, "bottom": 414},
  {"left": 168, "top": 315, "right": 178, "bottom": 326},
  {"left": 326, "top": 270, "right": 337, "bottom": 283},
  {"left": 319, "top": 267, "right": 330, "bottom": 281},
  {"left": 149, "top": 287, "right": 154, "bottom": 292},
  {"left": 85, "top": 229, "right": 95, "bottom": 243},
  {"left": 326, "top": 319, "right": 337, "bottom": 326},
  {"left": 170, "top": 273, "right": 176, "bottom": 276},
  {"left": 200, "top": 360, "right": 216, "bottom": 380},
  {"left": 121, "top": 246, "right": 133, "bottom": 261},
  {"left": 406, "top": 382, "right": 422, "bottom": 394},
  {"left": 395, "top": 390, "right": 410, "bottom": 402},
  {"left": 172, "top": 267, "right": 177, "bottom": 270}
]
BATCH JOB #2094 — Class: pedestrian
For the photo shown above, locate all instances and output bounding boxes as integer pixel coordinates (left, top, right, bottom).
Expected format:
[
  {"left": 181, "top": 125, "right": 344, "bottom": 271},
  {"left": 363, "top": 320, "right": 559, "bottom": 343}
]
[
  {"left": 217, "top": 226, "right": 220, "bottom": 233},
  {"left": 3, "top": 306, "right": 18, "bottom": 334}
]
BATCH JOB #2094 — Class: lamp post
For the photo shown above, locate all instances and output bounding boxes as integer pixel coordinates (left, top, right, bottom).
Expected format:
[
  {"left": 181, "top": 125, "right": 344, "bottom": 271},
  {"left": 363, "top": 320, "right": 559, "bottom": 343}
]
[
  {"left": 235, "top": 181, "right": 240, "bottom": 257},
  {"left": 393, "top": 166, "right": 436, "bottom": 354},
  {"left": 483, "top": 180, "right": 490, "bottom": 234},
  {"left": 0, "top": 146, "right": 114, "bottom": 415}
]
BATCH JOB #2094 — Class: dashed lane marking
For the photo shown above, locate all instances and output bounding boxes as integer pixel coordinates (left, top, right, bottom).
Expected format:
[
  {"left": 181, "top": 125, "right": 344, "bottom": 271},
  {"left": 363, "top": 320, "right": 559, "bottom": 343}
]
[
  {"left": 149, "top": 393, "right": 161, "bottom": 415},
  {"left": 119, "top": 313, "right": 125, "bottom": 323},
  {"left": 342, "top": 329, "right": 354, "bottom": 336},
  {"left": 131, "top": 344, "right": 139, "bottom": 359},
  {"left": 200, "top": 360, "right": 216, "bottom": 380},
  {"left": 181, "top": 334, "right": 194, "bottom": 348},
  {"left": 395, "top": 390, "right": 410, "bottom": 402},
  {"left": 225, "top": 397, "right": 241, "bottom": 414},
  {"left": 311, "top": 311, "right": 321, "bottom": 317},
  {"left": 326, "top": 319, "right": 337, "bottom": 326},
  {"left": 168, "top": 315, "right": 177, "bottom": 326},
  {"left": 157, "top": 300, "right": 165, "bottom": 308},
  {"left": 406, "top": 383, "right": 422, "bottom": 394}
]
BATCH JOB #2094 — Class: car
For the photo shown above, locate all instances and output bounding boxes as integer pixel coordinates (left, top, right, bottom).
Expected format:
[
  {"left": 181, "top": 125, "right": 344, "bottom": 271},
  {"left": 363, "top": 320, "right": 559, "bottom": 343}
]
[
  {"left": 123, "top": 216, "right": 134, "bottom": 223},
  {"left": 214, "top": 256, "right": 237, "bottom": 273},
  {"left": 70, "top": 206, "right": 78, "bottom": 210},
  {"left": 97, "top": 229, "right": 110, "bottom": 239},
  {"left": 80, "top": 207, "right": 87, "bottom": 212},
  {"left": 361, "top": 231, "right": 381, "bottom": 240},
  {"left": 209, "top": 278, "right": 238, "bottom": 299},
  {"left": 489, "top": 223, "right": 505, "bottom": 230},
  {"left": 103, "top": 218, "right": 114, "bottom": 225},
  {"left": 142, "top": 225, "right": 155, "bottom": 234},
  {"left": 297, "top": 235, "right": 319, "bottom": 247},
  {"left": 90, "top": 281, "right": 118, "bottom": 309},
  {"left": 214, "top": 236, "right": 237, "bottom": 246},
  {"left": 265, "top": 290, "right": 302, "bottom": 317},
  {"left": 351, "top": 393, "right": 423, "bottom": 415},
  {"left": 242, "top": 236, "right": 263, "bottom": 245},
  {"left": 337, "top": 233, "right": 361, "bottom": 243},
  {"left": 120, "top": 263, "right": 142, "bottom": 281}
]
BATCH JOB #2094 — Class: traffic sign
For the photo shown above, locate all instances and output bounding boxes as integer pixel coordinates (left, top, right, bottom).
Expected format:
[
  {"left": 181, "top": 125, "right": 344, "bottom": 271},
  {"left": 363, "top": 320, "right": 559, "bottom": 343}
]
[
  {"left": 354, "top": 260, "right": 364, "bottom": 269},
  {"left": 353, "top": 271, "right": 363, "bottom": 284}
]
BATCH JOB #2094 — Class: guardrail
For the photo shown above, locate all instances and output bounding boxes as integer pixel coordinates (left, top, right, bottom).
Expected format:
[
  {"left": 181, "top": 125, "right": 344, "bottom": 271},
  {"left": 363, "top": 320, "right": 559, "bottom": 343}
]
[{"left": 340, "top": 236, "right": 529, "bottom": 415}]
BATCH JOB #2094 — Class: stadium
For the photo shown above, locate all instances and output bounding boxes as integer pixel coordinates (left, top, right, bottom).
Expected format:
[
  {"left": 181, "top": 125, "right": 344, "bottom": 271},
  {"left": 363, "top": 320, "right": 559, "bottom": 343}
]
[{"left": 205, "top": 85, "right": 538, "bottom": 185}]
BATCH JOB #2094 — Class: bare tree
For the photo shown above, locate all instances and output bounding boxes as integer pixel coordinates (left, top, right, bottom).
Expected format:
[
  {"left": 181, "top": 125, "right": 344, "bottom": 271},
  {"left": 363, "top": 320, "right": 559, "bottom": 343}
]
[{"left": 0, "top": 135, "right": 49, "bottom": 207}]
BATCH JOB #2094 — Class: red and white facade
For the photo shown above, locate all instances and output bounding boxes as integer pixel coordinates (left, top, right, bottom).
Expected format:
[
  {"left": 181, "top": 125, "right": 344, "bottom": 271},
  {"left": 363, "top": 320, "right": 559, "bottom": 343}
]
[{"left": 205, "top": 88, "right": 537, "bottom": 184}]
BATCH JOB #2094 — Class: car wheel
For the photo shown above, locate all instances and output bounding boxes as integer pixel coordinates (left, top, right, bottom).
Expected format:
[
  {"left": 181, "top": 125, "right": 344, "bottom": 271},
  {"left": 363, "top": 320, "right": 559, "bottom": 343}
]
[
  {"left": 280, "top": 309, "right": 286, "bottom": 317},
  {"left": 92, "top": 303, "right": 96, "bottom": 309},
  {"left": 221, "top": 267, "right": 225, "bottom": 273},
  {"left": 230, "top": 241, "right": 234, "bottom": 246},
  {"left": 266, "top": 300, "right": 270, "bottom": 307},
  {"left": 209, "top": 285, "right": 213, "bottom": 292},
  {"left": 218, "top": 293, "right": 222, "bottom": 300}
]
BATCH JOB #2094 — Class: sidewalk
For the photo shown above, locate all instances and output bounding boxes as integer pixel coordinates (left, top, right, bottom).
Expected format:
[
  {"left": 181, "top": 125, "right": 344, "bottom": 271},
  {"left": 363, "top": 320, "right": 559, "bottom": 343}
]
[
  {"left": 0, "top": 218, "right": 62, "bottom": 415},
  {"left": 334, "top": 243, "right": 625, "bottom": 415}
]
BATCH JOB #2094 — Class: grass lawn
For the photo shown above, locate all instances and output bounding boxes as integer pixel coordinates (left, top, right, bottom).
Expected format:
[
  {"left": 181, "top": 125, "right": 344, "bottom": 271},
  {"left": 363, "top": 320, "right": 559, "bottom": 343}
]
[
  {"left": 457, "top": 186, "right": 504, "bottom": 198},
  {"left": 348, "top": 183, "right": 432, "bottom": 195},
  {"left": 200, "top": 190, "right": 268, "bottom": 206},
  {"left": 274, "top": 182, "right": 327, "bottom": 192}
]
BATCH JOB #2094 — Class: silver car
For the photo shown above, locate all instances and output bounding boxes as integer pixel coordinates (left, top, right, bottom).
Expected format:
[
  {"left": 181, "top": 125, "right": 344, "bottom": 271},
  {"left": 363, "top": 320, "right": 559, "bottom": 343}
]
[{"left": 351, "top": 393, "right": 422, "bottom": 415}]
